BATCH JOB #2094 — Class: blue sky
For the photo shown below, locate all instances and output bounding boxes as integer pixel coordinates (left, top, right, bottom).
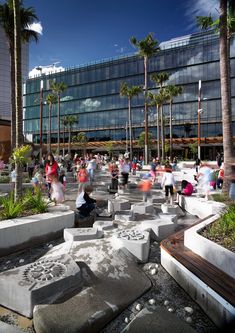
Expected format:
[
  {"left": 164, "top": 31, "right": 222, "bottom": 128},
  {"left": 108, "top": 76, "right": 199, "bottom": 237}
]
[{"left": 22, "top": 0, "right": 218, "bottom": 71}]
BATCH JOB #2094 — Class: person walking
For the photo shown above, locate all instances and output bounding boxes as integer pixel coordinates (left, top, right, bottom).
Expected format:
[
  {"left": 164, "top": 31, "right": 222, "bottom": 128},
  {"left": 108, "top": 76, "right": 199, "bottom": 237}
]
[
  {"left": 161, "top": 168, "right": 175, "bottom": 205},
  {"left": 45, "top": 153, "right": 59, "bottom": 200}
]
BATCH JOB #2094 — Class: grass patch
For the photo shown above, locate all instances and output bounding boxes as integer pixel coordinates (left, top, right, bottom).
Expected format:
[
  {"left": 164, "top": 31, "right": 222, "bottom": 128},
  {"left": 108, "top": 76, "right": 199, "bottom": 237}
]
[{"left": 201, "top": 205, "right": 235, "bottom": 252}]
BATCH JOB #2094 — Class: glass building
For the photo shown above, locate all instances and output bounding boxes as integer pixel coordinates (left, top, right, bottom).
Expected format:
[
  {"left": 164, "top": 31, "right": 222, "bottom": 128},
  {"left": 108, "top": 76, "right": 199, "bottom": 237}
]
[{"left": 24, "top": 31, "right": 235, "bottom": 159}]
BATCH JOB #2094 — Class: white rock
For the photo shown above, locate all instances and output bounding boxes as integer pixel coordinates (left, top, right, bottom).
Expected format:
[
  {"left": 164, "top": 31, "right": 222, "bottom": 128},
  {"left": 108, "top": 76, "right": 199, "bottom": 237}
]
[
  {"left": 148, "top": 299, "right": 156, "bottom": 305},
  {"left": 168, "top": 307, "right": 174, "bottom": 312},
  {"left": 19, "top": 259, "right": 24, "bottom": 264},
  {"left": 48, "top": 244, "right": 53, "bottom": 248},
  {"left": 150, "top": 268, "right": 157, "bottom": 275},
  {"left": 124, "top": 317, "right": 129, "bottom": 324},
  {"left": 148, "top": 264, "right": 154, "bottom": 270},
  {"left": 135, "top": 304, "right": 143, "bottom": 311},
  {"left": 6, "top": 260, "right": 11, "bottom": 264},
  {"left": 186, "top": 317, "right": 192, "bottom": 324},
  {"left": 164, "top": 300, "right": 169, "bottom": 306},
  {"left": 184, "top": 306, "right": 194, "bottom": 315},
  {"left": 155, "top": 264, "right": 159, "bottom": 269}
]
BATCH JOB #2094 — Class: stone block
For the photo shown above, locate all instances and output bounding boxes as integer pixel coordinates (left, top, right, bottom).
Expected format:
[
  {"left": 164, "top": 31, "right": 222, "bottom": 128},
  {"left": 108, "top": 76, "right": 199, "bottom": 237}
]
[
  {"left": 161, "top": 203, "right": 184, "bottom": 216},
  {"left": 112, "top": 229, "right": 150, "bottom": 262},
  {"left": 141, "top": 219, "right": 175, "bottom": 240},
  {"left": 114, "top": 210, "right": 134, "bottom": 221},
  {"left": 131, "top": 202, "right": 154, "bottom": 215},
  {"left": 63, "top": 227, "right": 103, "bottom": 242},
  {"left": 147, "top": 196, "right": 166, "bottom": 204},
  {"left": 0, "top": 254, "right": 81, "bottom": 318},
  {"left": 0, "top": 321, "right": 25, "bottom": 333},
  {"left": 93, "top": 220, "right": 115, "bottom": 231},
  {"left": 158, "top": 213, "right": 178, "bottom": 223},
  {"left": 108, "top": 199, "right": 131, "bottom": 213}
]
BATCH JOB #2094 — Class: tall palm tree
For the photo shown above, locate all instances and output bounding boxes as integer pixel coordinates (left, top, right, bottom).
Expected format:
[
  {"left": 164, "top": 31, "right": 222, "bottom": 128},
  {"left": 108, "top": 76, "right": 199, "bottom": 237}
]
[
  {"left": 62, "top": 115, "right": 79, "bottom": 155},
  {"left": 164, "top": 85, "right": 183, "bottom": 161},
  {"left": 46, "top": 93, "right": 57, "bottom": 153},
  {"left": 196, "top": 0, "right": 235, "bottom": 192},
  {"left": 0, "top": 0, "right": 39, "bottom": 149},
  {"left": 130, "top": 33, "right": 160, "bottom": 164},
  {"left": 13, "top": 0, "right": 22, "bottom": 200},
  {"left": 50, "top": 81, "right": 67, "bottom": 155},
  {"left": 148, "top": 92, "right": 161, "bottom": 159},
  {"left": 120, "top": 82, "right": 142, "bottom": 161}
]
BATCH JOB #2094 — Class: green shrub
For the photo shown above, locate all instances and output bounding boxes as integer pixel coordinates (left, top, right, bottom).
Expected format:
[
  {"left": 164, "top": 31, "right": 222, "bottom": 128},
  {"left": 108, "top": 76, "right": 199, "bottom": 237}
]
[
  {"left": 0, "top": 193, "right": 24, "bottom": 220},
  {"left": 22, "top": 189, "right": 48, "bottom": 214},
  {"left": 0, "top": 175, "right": 10, "bottom": 183}
]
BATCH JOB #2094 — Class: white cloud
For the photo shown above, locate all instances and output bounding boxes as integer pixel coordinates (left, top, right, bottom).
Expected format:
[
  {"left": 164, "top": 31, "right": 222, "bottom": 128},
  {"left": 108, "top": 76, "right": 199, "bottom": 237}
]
[
  {"left": 185, "top": 0, "right": 219, "bottom": 29},
  {"left": 27, "top": 21, "right": 43, "bottom": 35},
  {"left": 82, "top": 98, "right": 101, "bottom": 108},
  {"left": 28, "top": 64, "right": 65, "bottom": 78}
]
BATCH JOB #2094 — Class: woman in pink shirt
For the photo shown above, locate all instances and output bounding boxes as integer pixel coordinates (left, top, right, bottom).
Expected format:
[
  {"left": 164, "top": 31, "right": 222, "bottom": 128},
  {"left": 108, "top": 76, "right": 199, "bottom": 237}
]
[{"left": 181, "top": 180, "right": 193, "bottom": 196}]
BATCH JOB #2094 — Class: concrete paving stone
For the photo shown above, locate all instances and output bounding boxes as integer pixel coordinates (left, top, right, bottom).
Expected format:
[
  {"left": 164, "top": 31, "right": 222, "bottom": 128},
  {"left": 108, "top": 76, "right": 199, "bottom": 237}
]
[
  {"left": 63, "top": 227, "right": 104, "bottom": 242},
  {"left": 114, "top": 210, "right": 134, "bottom": 222},
  {"left": 131, "top": 202, "right": 154, "bottom": 215},
  {"left": 161, "top": 203, "right": 185, "bottom": 216},
  {"left": 121, "top": 306, "right": 196, "bottom": 333},
  {"left": 33, "top": 248, "right": 151, "bottom": 333},
  {"left": 0, "top": 321, "right": 25, "bottom": 333},
  {"left": 158, "top": 213, "right": 178, "bottom": 223},
  {"left": 112, "top": 229, "right": 150, "bottom": 262},
  {"left": 0, "top": 254, "right": 82, "bottom": 318},
  {"left": 108, "top": 199, "right": 131, "bottom": 213},
  {"left": 141, "top": 219, "right": 175, "bottom": 241},
  {"left": 93, "top": 220, "right": 115, "bottom": 231},
  {"left": 147, "top": 196, "right": 166, "bottom": 204}
]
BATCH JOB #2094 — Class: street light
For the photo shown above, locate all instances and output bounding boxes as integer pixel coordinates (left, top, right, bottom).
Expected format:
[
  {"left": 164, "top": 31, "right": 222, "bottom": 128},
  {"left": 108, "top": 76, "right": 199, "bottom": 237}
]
[{"left": 39, "top": 80, "right": 44, "bottom": 162}]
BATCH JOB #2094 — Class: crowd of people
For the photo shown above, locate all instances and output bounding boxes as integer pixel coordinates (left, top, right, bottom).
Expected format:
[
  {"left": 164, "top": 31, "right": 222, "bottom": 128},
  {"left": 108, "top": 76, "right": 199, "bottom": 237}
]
[{"left": 8, "top": 150, "right": 227, "bottom": 217}]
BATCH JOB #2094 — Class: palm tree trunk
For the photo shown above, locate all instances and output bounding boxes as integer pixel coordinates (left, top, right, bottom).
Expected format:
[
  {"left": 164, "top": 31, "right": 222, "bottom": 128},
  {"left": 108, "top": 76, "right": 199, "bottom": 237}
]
[
  {"left": 160, "top": 105, "right": 164, "bottom": 161},
  {"left": 13, "top": 0, "right": 23, "bottom": 201},
  {"left": 220, "top": 0, "right": 233, "bottom": 193},
  {"left": 128, "top": 97, "right": 132, "bottom": 161},
  {"left": 58, "top": 95, "right": 61, "bottom": 155},
  {"left": 156, "top": 105, "right": 160, "bottom": 159},
  {"left": 144, "top": 56, "right": 148, "bottom": 164},
  {"left": 49, "top": 105, "right": 52, "bottom": 152},
  {"left": 169, "top": 100, "right": 173, "bottom": 161},
  {"left": 68, "top": 125, "right": 71, "bottom": 155},
  {"left": 10, "top": 46, "right": 16, "bottom": 150}
]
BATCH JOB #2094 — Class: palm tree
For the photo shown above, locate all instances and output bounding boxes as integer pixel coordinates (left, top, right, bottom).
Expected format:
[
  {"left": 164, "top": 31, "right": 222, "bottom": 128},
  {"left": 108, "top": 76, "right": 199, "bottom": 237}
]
[
  {"left": 73, "top": 132, "right": 87, "bottom": 157},
  {"left": 0, "top": 0, "right": 39, "bottom": 149},
  {"left": 120, "top": 82, "right": 142, "bottom": 161},
  {"left": 45, "top": 93, "right": 57, "bottom": 153},
  {"left": 50, "top": 81, "right": 67, "bottom": 155},
  {"left": 196, "top": 0, "right": 235, "bottom": 192},
  {"left": 62, "top": 115, "right": 79, "bottom": 155},
  {"left": 148, "top": 92, "right": 161, "bottom": 159},
  {"left": 164, "top": 85, "right": 183, "bottom": 161},
  {"left": 13, "top": 0, "right": 22, "bottom": 200},
  {"left": 130, "top": 33, "right": 160, "bottom": 164}
]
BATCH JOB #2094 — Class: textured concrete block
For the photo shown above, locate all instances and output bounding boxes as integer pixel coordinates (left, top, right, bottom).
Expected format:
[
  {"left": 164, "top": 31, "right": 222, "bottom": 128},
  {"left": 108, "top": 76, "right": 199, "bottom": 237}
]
[
  {"left": 131, "top": 202, "right": 154, "bottom": 214},
  {"left": 0, "top": 254, "right": 81, "bottom": 318},
  {"left": 108, "top": 199, "right": 131, "bottom": 213},
  {"left": 161, "top": 203, "right": 184, "bottom": 216},
  {"left": 114, "top": 210, "right": 134, "bottom": 221},
  {"left": 112, "top": 229, "right": 150, "bottom": 262},
  {"left": 158, "top": 213, "right": 178, "bottom": 223},
  {"left": 93, "top": 220, "right": 115, "bottom": 231},
  {"left": 141, "top": 219, "right": 175, "bottom": 240},
  {"left": 148, "top": 195, "right": 166, "bottom": 204},
  {"left": 63, "top": 227, "right": 103, "bottom": 242}
]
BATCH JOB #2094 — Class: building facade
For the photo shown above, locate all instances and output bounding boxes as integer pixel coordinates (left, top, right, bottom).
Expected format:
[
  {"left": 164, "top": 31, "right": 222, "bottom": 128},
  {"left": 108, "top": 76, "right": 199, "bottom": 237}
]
[
  {"left": 0, "top": 25, "right": 29, "bottom": 121},
  {"left": 24, "top": 31, "right": 235, "bottom": 159}
]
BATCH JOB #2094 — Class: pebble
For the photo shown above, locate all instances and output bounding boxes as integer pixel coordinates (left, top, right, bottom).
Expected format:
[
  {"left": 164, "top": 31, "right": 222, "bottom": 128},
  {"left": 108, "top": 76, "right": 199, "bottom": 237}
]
[
  {"left": 168, "top": 307, "right": 174, "bottom": 312},
  {"left": 124, "top": 317, "right": 129, "bottom": 324},
  {"left": 186, "top": 317, "right": 193, "bottom": 324},
  {"left": 184, "top": 306, "right": 193, "bottom": 315},
  {"left": 164, "top": 300, "right": 169, "bottom": 306},
  {"left": 148, "top": 264, "right": 154, "bottom": 270},
  {"left": 155, "top": 264, "right": 159, "bottom": 269},
  {"left": 150, "top": 268, "right": 157, "bottom": 275},
  {"left": 48, "top": 244, "right": 53, "bottom": 248},
  {"left": 19, "top": 259, "right": 24, "bottom": 264},
  {"left": 148, "top": 299, "right": 156, "bottom": 305},
  {"left": 135, "top": 304, "right": 143, "bottom": 311},
  {"left": 6, "top": 260, "right": 11, "bottom": 264}
]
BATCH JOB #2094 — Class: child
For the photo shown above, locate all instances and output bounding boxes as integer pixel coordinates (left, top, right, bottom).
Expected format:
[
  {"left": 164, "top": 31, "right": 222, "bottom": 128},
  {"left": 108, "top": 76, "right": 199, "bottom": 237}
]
[
  {"left": 138, "top": 174, "right": 152, "bottom": 202},
  {"left": 76, "top": 185, "right": 97, "bottom": 217},
  {"left": 77, "top": 164, "right": 89, "bottom": 191},
  {"left": 161, "top": 169, "right": 175, "bottom": 204},
  {"left": 110, "top": 163, "right": 119, "bottom": 191},
  {"left": 50, "top": 175, "right": 65, "bottom": 205}
]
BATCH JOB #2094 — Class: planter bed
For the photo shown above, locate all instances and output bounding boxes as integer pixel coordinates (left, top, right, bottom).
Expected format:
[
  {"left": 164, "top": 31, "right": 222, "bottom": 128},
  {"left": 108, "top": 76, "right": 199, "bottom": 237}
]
[
  {"left": 0, "top": 206, "right": 74, "bottom": 257},
  {"left": 184, "top": 214, "right": 235, "bottom": 280}
]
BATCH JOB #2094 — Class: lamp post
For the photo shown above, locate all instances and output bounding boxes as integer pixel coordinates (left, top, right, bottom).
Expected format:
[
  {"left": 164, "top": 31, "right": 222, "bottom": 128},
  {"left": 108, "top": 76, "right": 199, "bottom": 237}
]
[
  {"left": 39, "top": 80, "right": 44, "bottom": 162},
  {"left": 198, "top": 80, "right": 202, "bottom": 160}
]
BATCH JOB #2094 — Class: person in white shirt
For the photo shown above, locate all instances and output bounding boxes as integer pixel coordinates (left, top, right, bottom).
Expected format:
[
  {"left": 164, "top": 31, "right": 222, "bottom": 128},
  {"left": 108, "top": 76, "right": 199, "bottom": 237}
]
[
  {"left": 76, "top": 185, "right": 96, "bottom": 217},
  {"left": 161, "top": 169, "right": 175, "bottom": 204}
]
